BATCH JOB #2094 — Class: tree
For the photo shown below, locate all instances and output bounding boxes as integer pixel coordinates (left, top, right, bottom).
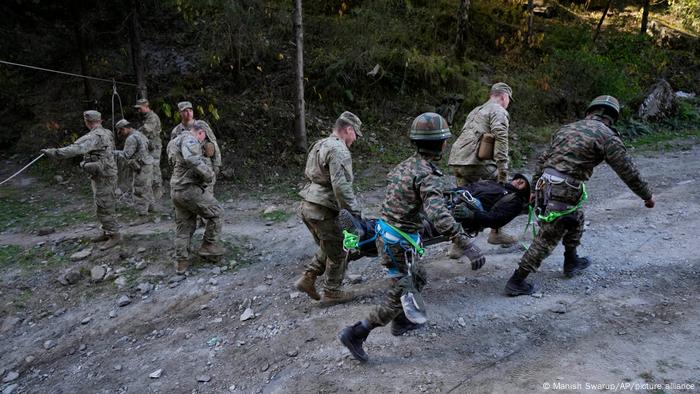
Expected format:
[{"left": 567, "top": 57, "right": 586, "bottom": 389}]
[
  {"left": 525, "top": 0, "right": 534, "bottom": 45},
  {"left": 455, "top": 0, "right": 470, "bottom": 59},
  {"left": 128, "top": 0, "right": 147, "bottom": 99},
  {"left": 640, "top": 0, "right": 650, "bottom": 34},
  {"left": 592, "top": 0, "right": 613, "bottom": 42},
  {"left": 293, "top": 0, "right": 307, "bottom": 152}
]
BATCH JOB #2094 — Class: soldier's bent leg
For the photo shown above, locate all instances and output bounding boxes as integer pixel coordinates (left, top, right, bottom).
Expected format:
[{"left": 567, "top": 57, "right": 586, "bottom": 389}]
[
  {"left": 367, "top": 242, "right": 411, "bottom": 327},
  {"left": 316, "top": 217, "right": 347, "bottom": 292},
  {"left": 194, "top": 191, "right": 223, "bottom": 245},
  {"left": 132, "top": 165, "right": 154, "bottom": 215},
  {"left": 151, "top": 150, "right": 163, "bottom": 199},
  {"left": 561, "top": 210, "right": 585, "bottom": 250},
  {"left": 519, "top": 220, "right": 564, "bottom": 273},
  {"left": 92, "top": 175, "right": 120, "bottom": 234},
  {"left": 173, "top": 193, "right": 196, "bottom": 260}
]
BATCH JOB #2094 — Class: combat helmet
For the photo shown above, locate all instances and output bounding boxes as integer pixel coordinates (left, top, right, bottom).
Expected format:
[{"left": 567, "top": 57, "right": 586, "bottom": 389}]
[
  {"left": 409, "top": 112, "right": 452, "bottom": 141},
  {"left": 586, "top": 95, "right": 620, "bottom": 120}
]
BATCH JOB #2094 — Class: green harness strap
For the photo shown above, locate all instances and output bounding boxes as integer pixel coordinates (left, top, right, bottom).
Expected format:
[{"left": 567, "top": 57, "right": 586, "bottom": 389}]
[
  {"left": 343, "top": 230, "right": 360, "bottom": 251},
  {"left": 536, "top": 183, "right": 588, "bottom": 223},
  {"left": 384, "top": 221, "right": 425, "bottom": 256}
]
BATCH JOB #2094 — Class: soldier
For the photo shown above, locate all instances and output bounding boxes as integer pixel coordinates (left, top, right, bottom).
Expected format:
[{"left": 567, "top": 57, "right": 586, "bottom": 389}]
[
  {"left": 293, "top": 111, "right": 363, "bottom": 304},
  {"left": 113, "top": 119, "right": 154, "bottom": 225},
  {"left": 41, "top": 110, "right": 121, "bottom": 250},
  {"left": 170, "top": 101, "right": 221, "bottom": 189},
  {"left": 448, "top": 82, "right": 516, "bottom": 247},
  {"left": 338, "top": 113, "right": 485, "bottom": 363},
  {"left": 133, "top": 99, "right": 163, "bottom": 199},
  {"left": 168, "top": 120, "right": 224, "bottom": 274},
  {"left": 505, "top": 95, "right": 656, "bottom": 296}
]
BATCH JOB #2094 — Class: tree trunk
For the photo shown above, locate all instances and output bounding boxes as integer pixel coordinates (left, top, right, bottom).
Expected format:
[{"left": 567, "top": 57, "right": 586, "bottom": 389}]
[
  {"left": 640, "top": 0, "right": 650, "bottom": 35},
  {"left": 128, "top": 2, "right": 147, "bottom": 99},
  {"left": 526, "top": 0, "right": 534, "bottom": 45},
  {"left": 592, "top": 0, "right": 612, "bottom": 42},
  {"left": 73, "top": 18, "right": 96, "bottom": 106},
  {"left": 293, "top": 0, "right": 307, "bottom": 152},
  {"left": 455, "top": 0, "right": 470, "bottom": 59}
]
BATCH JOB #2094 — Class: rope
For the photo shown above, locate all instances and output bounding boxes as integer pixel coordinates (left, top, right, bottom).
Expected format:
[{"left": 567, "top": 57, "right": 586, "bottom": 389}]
[
  {"left": 111, "top": 82, "right": 125, "bottom": 132},
  {"left": 0, "top": 154, "right": 45, "bottom": 186},
  {"left": 0, "top": 60, "right": 138, "bottom": 86}
]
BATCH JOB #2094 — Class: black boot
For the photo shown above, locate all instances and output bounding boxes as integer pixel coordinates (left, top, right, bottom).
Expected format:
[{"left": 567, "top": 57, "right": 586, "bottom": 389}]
[
  {"left": 391, "top": 313, "right": 423, "bottom": 336},
  {"left": 563, "top": 248, "right": 591, "bottom": 278},
  {"left": 338, "top": 320, "right": 372, "bottom": 362},
  {"left": 338, "top": 209, "right": 365, "bottom": 238},
  {"left": 505, "top": 268, "right": 536, "bottom": 296}
]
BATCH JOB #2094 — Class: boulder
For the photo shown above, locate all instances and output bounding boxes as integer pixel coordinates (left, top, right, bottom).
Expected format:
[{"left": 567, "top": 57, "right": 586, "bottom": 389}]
[{"left": 638, "top": 79, "right": 675, "bottom": 121}]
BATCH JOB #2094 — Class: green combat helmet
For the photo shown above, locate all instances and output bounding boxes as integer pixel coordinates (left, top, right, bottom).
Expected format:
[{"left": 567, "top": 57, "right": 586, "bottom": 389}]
[
  {"left": 409, "top": 112, "right": 452, "bottom": 141},
  {"left": 586, "top": 95, "right": 620, "bottom": 120}
]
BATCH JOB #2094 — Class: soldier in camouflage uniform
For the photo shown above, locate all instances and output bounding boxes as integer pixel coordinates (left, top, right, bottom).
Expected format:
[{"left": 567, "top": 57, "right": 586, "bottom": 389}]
[
  {"left": 448, "top": 82, "right": 516, "bottom": 247},
  {"left": 42, "top": 111, "right": 121, "bottom": 250},
  {"left": 294, "top": 111, "right": 363, "bottom": 304},
  {"left": 113, "top": 119, "right": 154, "bottom": 225},
  {"left": 168, "top": 120, "right": 225, "bottom": 274},
  {"left": 506, "top": 96, "right": 656, "bottom": 296},
  {"left": 134, "top": 99, "right": 164, "bottom": 199},
  {"left": 338, "top": 113, "right": 485, "bottom": 363}
]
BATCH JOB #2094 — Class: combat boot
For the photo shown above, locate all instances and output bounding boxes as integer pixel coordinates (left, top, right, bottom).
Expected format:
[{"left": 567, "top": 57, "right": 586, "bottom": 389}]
[
  {"left": 320, "top": 289, "right": 356, "bottom": 306},
  {"left": 99, "top": 233, "right": 122, "bottom": 250},
  {"left": 447, "top": 233, "right": 471, "bottom": 259},
  {"left": 175, "top": 259, "right": 189, "bottom": 274},
  {"left": 337, "top": 209, "right": 365, "bottom": 238},
  {"left": 338, "top": 321, "right": 372, "bottom": 362},
  {"left": 505, "top": 268, "right": 536, "bottom": 296},
  {"left": 563, "top": 249, "right": 591, "bottom": 278},
  {"left": 198, "top": 241, "right": 225, "bottom": 257},
  {"left": 294, "top": 272, "right": 320, "bottom": 301},
  {"left": 391, "top": 313, "right": 424, "bottom": 336},
  {"left": 487, "top": 229, "right": 517, "bottom": 245},
  {"left": 90, "top": 233, "right": 110, "bottom": 243}
]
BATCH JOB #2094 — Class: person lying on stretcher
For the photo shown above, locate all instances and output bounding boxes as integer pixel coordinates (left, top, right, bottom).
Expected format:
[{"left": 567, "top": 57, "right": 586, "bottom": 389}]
[{"left": 339, "top": 174, "right": 531, "bottom": 260}]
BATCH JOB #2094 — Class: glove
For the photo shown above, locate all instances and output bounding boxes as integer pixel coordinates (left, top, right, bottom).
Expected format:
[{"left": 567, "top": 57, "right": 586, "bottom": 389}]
[
  {"left": 465, "top": 242, "right": 485, "bottom": 270},
  {"left": 644, "top": 195, "right": 655, "bottom": 208},
  {"left": 453, "top": 204, "right": 475, "bottom": 221},
  {"left": 41, "top": 148, "right": 58, "bottom": 158}
]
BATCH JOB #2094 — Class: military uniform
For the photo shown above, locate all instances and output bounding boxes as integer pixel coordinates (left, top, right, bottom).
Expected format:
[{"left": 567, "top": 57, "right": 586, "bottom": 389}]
[
  {"left": 169, "top": 132, "right": 223, "bottom": 262},
  {"left": 44, "top": 123, "right": 120, "bottom": 236},
  {"left": 171, "top": 120, "right": 221, "bottom": 191},
  {"left": 139, "top": 110, "right": 163, "bottom": 199},
  {"left": 367, "top": 153, "right": 464, "bottom": 326},
  {"left": 298, "top": 134, "right": 361, "bottom": 294},
  {"left": 519, "top": 114, "right": 653, "bottom": 273},
  {"left": 448, "top": 100, "right": 510, "bottom": 185},
  {"left": 114, "top": 129, "right": 154, "bottom": 215}
]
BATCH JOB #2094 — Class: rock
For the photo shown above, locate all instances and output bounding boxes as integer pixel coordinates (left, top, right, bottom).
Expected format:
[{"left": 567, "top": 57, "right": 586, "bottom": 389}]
[
  {"left": 117, "top": 295, "right": 131, "bottom": 307},
  {"left": 134, "top": 260, "right": 147, "bottom": 270},
  {"left": 137, "top": 247, "right": 146, "bottom": 253},
  {"left": 549, "top": 303, "right": 568, "bottom": 314},
  {"left": 531, "top": 292, "right": 544, "bottom": 299},
  {"left": 114, "top": 364, "right": 122, "bottom": 371},
  {"left": 221, "top": 168, "right": 235, "bottom": 180},
  {"left": 240, "top": 308, "right": 254, "bottom": 321},
  {"left": 347, "top": 274, "right": 363, "bottom": 284},
  {"left": 638, "top": 79, "right": 676, "bottom": 121},
  {"left": 2, "top": 371, "right": 19, "bottom": 383},
  {"left": 263, "top": 205, "right": 277, "bottom": 215},
  {"left": 169, "top": 275, "right": 186, "bottom": 284},
  {"left": 90, "top": 265, "right": 107, "bottom": 282},
  {"left": 43, "top": 340, "right": 56, "bottom": 350},
  {"left": 54, "top": 175, "right": 63, "bottom": 183},
  {"left": 457, "top": 317, "right": 467, "bottom": 327},
  {"left": 208, "top": 278, "right": 218, "bottom": 286},
  {"left": 114, "top": 276, "right": 127, "bottom": 288},
  {"left": 211, "top": 267, "right": 221, "bottom": 275},
  {"left": 58, "top": 270, "right": 82, "bottom": 286},
  {"left": 79, "top": 343, "right": 87, "bottom": 351},
  {"left": 24, "top": 356, "right": 35, "bottom": 364},
  {"left": 109, "top": 310, "right": 117, "bottom": 318},
  {"left": 1, "top": 317, "right": 21, "bottom": 333},
  {"left": 37, "top": 227, "right": 55, "bottom": 236},
  {"left": 70, "top": 248, "right": 93, "bottom": 261},
  {"left": 80, "top": 316, "right": 92, "bottom": 325},
  {"left": 196, "top": 375, "right": 211, "bottom": 383},
  {"left": 286, "top": 349, "right": 299, "bottom": 357},
  {"left": 136, "top": 282, "right": 153, "bottom": 294},
  {"left": 289, "top": 292, "right": 301, "bottom": 299},
  {"left": 206, "top": 337, "right": 221, "bottom": 347},
  {"left": 2, "top": 384, "right": 18, "bottom": 394},
  {"left": 149, "top": 369, "right": 162, "bottom": 379}
]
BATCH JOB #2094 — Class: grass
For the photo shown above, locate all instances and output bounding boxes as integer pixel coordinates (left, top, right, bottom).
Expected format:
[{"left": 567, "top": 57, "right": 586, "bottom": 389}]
[
  {"left": 0, "top": 242, "right": 82, "bottom": 271},
  {"left": 261, "top": 209, "right": 293, "bottom": 222},
  {"left": 0, "top": 184, "right": 93, "bottom": 232}
]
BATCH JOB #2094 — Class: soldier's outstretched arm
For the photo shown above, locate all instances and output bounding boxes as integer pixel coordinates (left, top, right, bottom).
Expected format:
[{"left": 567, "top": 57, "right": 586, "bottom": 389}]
[
  {"left": 419, "top": 174, "right": 462, "bottom": 237},
  {"left": 328, "top": 150, "right": 361, "bottom": 214},
  {"left": 50, "top": 133, "right": 100, "bottom": 159},
  {"left": 116, "top": 135, "right": 138, "bottom": 160},
  {"left": 604, "top": 137, "right": 653, "bottom": 202}
]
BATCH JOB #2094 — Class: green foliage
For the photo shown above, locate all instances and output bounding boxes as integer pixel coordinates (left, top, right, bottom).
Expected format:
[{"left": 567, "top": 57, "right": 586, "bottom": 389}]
[
  {"left": 670, "top": 0, "right": 700, "bottom": 32},
  {"left": 261, "top": 209, "right": 292, "bottom": 222},
  {"left": 0, "top": 242, "right": 81, "bottom": 271}
]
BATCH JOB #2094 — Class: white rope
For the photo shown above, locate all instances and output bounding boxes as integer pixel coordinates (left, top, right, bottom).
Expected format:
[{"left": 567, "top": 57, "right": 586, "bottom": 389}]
[
  {"left": 0, "top": 154, "right": 45, "bottom": 186},
  {"left": 0, "top": 59, "right": 137, "bottom": 87}
]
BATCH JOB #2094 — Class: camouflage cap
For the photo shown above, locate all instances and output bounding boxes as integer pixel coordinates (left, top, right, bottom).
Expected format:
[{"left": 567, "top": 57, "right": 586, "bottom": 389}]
[
  {"left": 337, "top": 111, "right": 363, "bottom": 136},
  {"left": 490, "top": 82, "right": 513, "bottom": 100},
  {"left": 83, "top": 110, "right": 101, "bottom": 122},
  {"left": 115, "top": 119, "right": 131, "bottom": 129},
  {"left": 133, "top": 98, "right": 149, "bottom": 108},
  {"left": 178, "top": 101, "right": 193, "bottom": 111}
]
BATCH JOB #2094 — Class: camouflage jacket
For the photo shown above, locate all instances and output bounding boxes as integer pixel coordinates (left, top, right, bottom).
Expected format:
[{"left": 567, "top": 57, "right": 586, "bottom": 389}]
[
  {"left": 534, "top": 115, "right": 652, "bottom": 200},
  {"left": 169, "top": 132, "right": 213, "bottom": 191},
  {"left": 448, "top": 99, "right": 510, "bottom": 171},
  {"left": 298, "top": 135, "right": 360, "bottom": 214},
  {"left": 54, "top": 125, "right": 117, "bottom": 177},
  {"left": 381, "top": 153, "right": 463, "bottom": 236},
  {"left": 139, "top": 111, "right": 162, "bottom": 152},
  {"left": 114, "top": 130, "right": 153, "bottom": 167},
  {"left": 170, "top": 120, "right": 221, "bottom": 167}
]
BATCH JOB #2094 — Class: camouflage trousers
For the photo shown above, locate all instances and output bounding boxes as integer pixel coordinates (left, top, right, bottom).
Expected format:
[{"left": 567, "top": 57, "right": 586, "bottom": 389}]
[
  {"left": 150, "top": 148, "right": 163, "bottom": 199},
  {"left": 299, "top": 201, "right": 347, "bottom": 292},
  {"left": 367, "top": 237, "right": 427, "bottom": 327},
  {"left": 450, "top": 164, "right": 497, "bottom": 187},
  {"left": 133, "top": 164, "right": 154, "bottom": 215},
  {"left": 91, "top": 174, "right": 120, "bottom": 235},
  {"left": 519, "top": 209, "right": 585, "bottom": 273},
  {"left": 172, "top": 185, "right": 223, "bottom": 260}
]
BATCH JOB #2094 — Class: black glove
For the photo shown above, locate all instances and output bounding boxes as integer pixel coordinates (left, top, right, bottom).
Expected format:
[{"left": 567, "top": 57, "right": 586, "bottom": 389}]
[{"left": 453, "top": 204, "right": 475, "bottom": 221}]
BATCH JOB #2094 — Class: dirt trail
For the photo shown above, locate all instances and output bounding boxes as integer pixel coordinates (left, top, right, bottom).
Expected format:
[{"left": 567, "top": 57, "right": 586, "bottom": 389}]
[{"left": 1, "top": 145, "right": 699, "bottom": 393}]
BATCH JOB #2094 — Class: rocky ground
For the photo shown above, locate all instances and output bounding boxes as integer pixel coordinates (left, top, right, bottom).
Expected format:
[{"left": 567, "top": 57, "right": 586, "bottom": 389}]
[{"left": 1, "top": 141, "right": 699, "bottom": 393}]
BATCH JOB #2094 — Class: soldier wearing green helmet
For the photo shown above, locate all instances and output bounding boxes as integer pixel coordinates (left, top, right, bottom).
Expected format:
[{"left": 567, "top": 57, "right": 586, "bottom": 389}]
[
  {"left": 505, "top": 95, "right": 656, "bottom": 296},
  {"left": 338, "top": 113, "right": 484, "bottom": 363}
]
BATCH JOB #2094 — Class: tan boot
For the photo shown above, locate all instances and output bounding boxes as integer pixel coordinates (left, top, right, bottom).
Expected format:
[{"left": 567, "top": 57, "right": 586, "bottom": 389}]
[
  {"left": 198, "top": 241, "right": 225, "bottom": 257},
  {"left": 447, "top": 234, "right": 471, "bottom": 259},
  {"left": 320, "top": 289, "right": 356, "bottom": 306},
  {"left": 90, "top": 233, "right": 110, "bottom": 243},
  {"left": 294, "top": 273, "right": 320, "bottom": 301},
  {"left": 99, "top": 233, "right": 122, "bottom": 250},
  {"left": 175, "top": 259, "right": 190, "bottom": 274},
  {"left": 487, "top": 229, "right": 516, "bottom": 245}
]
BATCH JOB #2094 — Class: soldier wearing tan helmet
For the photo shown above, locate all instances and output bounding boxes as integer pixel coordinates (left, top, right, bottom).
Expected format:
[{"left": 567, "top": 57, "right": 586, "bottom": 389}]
[
  {"left": 133, "top": 99, "right": 164, "bottom": 200},
  {"left": 113, "top": 119, "right": 155, "bottom": 225},
  {"left": 41, "top": 110, "right": 121, "bottom": 250}
]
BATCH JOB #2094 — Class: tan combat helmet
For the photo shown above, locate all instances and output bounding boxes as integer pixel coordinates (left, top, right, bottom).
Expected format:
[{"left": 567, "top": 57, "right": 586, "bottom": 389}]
[{"left": 587, "top": 95, "right": 620, "bottom": 120}]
